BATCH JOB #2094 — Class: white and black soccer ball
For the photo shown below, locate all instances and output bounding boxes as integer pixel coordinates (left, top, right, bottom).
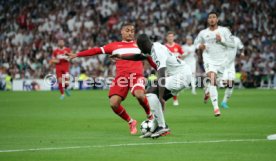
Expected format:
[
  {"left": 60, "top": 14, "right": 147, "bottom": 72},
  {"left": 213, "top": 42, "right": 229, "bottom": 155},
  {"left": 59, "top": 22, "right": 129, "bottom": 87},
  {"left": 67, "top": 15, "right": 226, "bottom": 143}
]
[{"left": 140, "top": 119, "right": 157, "bottom": 135}]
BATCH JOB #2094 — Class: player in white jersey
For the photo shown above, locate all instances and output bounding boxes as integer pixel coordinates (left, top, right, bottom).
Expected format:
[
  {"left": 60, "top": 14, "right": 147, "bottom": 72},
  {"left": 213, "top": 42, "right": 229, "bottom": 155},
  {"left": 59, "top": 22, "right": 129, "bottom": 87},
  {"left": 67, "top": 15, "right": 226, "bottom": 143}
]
[
  {"left": 221, "top": 36, "right": 244, "bottom": 109},
  {"left": 112, "top": 34, "right": 192, "bottom": 138},
  {"left": 182, "top": 35, "right": 197, "bottom": 95},
  {"left": 138, "top": 34, "right": 192, "bottom": 138},
  {"left": 194, "top": 11, "right": 235, "bottom": 117}
]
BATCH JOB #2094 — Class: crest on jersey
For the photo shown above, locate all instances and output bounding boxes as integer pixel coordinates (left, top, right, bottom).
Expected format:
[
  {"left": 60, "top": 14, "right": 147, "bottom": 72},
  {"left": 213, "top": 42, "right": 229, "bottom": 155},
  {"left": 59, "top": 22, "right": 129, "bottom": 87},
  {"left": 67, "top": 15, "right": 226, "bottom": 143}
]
[
  {"left": 133, "top": 44, "right": 138, "bottom": 47},
  {"left": 174, "top": 48, "right": 178, "bottom": 52}
]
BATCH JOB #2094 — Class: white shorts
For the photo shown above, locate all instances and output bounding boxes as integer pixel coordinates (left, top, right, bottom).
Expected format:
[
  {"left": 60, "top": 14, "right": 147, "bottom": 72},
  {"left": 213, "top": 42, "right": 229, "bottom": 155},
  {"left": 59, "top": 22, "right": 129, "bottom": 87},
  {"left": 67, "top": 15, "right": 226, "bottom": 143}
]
[
  {"left": 185, "top": 60, "right": 196, "bottom": 75},
  {"left": 222, "top": 63, "right": 236, "bottom": 81},
  {"left": 203, "top": 63, "right": 225, "bottom": 79},
  {"left": 165, "top": 72, "right": 192, "bottom": 96}
]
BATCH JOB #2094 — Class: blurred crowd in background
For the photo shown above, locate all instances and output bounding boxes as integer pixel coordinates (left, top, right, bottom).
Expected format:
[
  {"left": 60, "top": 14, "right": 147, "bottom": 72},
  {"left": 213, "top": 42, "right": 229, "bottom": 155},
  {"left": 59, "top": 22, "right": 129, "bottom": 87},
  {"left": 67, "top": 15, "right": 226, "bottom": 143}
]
[{"left": 1, "top": 0, "right": 276, "bottom": 90}]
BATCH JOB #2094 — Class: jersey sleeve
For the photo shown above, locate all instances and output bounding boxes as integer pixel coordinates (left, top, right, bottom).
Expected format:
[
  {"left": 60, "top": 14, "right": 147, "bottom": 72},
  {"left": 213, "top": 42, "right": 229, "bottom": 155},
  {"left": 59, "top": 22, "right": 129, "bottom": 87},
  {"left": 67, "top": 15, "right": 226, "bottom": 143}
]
[
  {"left": 77, "top": 42, "right": 116, "bottom": 57},
  {"left": 147, "top": 57, "right": 157, "bottom": 70},
  {"left": 100, "top": 43, "right": 115, "bottom": 54},
  {"left": 194, "top": 31, "right": 204, "bottom": 49},
  {"left": 77, "top": 47, "right": 102, "bottom": 57},
  {"left": 152, "top": 45, "right": 168, "bottom": 70},
  {"left": 66, "top": 48, "right": 71, "bottom": 53},
  {"left": 178, "top": 44, "right": 184, "bottom": 55},
  {"left": 237, "top": 38, "right": 244, "bottom": 49},
  {"left": 52, "top": 50, "right": 57, "bottom": 59},
  {"left": 220, "top": 27, "right": 235, "bottom": 48}
]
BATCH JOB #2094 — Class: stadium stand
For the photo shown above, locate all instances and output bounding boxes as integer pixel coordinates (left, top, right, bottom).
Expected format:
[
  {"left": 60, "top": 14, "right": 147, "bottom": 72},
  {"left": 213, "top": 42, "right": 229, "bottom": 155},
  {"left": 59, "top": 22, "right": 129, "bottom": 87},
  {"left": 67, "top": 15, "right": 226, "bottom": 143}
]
[{"left": 0, "top": 0, "right": 275, "bottom": 90}]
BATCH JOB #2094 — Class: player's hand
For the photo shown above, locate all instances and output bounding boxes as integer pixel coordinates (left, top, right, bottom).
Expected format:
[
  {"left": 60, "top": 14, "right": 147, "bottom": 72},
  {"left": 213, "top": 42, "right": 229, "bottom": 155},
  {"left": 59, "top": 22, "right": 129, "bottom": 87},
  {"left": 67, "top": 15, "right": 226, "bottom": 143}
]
[
  {"left": 49, "top": 59, "right": 59, "bottom": 64},
  {"left": 66, "top": 52, "right": 77, "bottom": 60},
  {"left": 159, "top": 98, "right": 166, "bottom": 112},
  {"left": 216, "top": 34, "right": 222, "bottom": 42},
  {"left": 199, "top": 44, "right": 206, "bottom": 50},
  {"left": 109, "top": 54, "right": 121, "bottom": 60},
  {"left": 241, "top": 52, "right": 245, "bottom": 57}
]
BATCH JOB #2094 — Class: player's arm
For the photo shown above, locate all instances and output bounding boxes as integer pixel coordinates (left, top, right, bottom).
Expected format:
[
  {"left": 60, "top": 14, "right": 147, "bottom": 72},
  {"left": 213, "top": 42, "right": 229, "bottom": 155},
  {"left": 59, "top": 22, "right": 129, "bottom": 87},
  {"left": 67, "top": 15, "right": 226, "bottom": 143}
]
[
  {"left": 67, "top": 44, "right": 114, "bottom": 59},
  {"left": 50, "top": 50, "right": 60, "bottom": 64},
  {"left": 216, "top": 28, "right": 235, "bottom": 48},
  {"left": 178, "top": 45, "right": 184, "bottom": 59},
  {"left": 194, "top": 33, "right": 204, "bottom": 58},
  {"left": 147, "top": 57, "right": 157, "bottom": 70},
  {"left": 50, "top": 58, "right": 59, "bottom": 64},
  {"left": 67, "top": 47, "right": 103, "bottom": 59},
  {"left": 194, "top": 32, "right": 206, "bottom": 51},
  {"left": 238, "top": 38, "right": 245, "bottom": 56},
  {"left": 181, "top": 47, "right": 188, "bottom": 59},
  {"left": 110, "top": 54, "right": 148, "bottom": 61}
]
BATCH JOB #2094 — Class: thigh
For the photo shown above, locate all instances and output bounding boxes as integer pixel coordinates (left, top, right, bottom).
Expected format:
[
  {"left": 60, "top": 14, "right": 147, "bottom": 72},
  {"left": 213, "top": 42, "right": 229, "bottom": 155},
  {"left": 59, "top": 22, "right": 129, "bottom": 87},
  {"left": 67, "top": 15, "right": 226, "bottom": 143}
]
[
  {"left": 108, "top": 75, "right": 129, "bottom": 100},
  {"left": 165, "top": 74, "right": 189, "bottom": 96},
  {"left": 130, "top": 74, "right": 146, "bottom": 95},
  {"left": 146, "top": 86, "right": 173, "bottom": 101}
]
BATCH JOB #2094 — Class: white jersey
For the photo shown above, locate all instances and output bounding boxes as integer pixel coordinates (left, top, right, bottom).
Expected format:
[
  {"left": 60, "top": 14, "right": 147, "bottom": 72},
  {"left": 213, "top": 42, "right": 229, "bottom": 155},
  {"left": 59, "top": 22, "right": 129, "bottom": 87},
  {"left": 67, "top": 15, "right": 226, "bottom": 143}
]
[
  {"left": 182, "top": 44, "right": 197, "bottom": 63},
  {"left": 151, "top": 42, "right": 186, "bottom": 76},
  {"left": 226, "top": 36, "right": 244, "bottom": 67},
  {"left": 194, "top": 26, "right": 235, "bottom": 65}
]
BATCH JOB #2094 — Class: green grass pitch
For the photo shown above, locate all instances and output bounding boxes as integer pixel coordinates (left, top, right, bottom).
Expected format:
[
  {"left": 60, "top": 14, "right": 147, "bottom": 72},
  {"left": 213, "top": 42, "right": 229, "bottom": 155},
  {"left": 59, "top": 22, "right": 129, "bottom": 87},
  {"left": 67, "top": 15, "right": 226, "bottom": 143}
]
[{"left": 0, "top": 89, "right": 276, "bottom": 161}]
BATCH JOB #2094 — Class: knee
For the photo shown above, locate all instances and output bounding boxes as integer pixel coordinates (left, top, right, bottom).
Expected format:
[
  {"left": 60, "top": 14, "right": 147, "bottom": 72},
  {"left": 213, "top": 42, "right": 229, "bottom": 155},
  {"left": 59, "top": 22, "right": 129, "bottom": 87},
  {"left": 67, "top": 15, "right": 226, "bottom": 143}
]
[
  {"left": 109, "top": 98, "right": 120, "bottom": 110},
  {"left": 134, "top": 92, "right": 145, "bottom": 101}
]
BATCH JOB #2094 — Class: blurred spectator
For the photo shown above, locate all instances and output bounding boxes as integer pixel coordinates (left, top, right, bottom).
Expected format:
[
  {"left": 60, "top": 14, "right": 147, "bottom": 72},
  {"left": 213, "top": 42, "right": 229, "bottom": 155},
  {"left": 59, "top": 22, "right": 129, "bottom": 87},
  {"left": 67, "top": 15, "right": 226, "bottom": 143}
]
[{"left": 0, "top": 0, "right": 275, "bottom": 89}]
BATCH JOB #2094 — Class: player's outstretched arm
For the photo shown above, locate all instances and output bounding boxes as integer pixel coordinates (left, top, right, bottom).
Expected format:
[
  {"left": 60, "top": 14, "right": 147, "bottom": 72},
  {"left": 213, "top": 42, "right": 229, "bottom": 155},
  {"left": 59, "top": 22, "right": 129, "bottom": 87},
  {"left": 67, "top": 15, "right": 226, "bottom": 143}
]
[
  {"left": 76, "top": 47, "right": 103, "bottom": 57},
  {"left": 66, "top": 52, "right": 77, "bottom": 60},
  {"left": 49, "top": 58, "right": 60, "bottom": 64},
  {"left": 110, "top": 54, "right": 148, "bottom": 61}
]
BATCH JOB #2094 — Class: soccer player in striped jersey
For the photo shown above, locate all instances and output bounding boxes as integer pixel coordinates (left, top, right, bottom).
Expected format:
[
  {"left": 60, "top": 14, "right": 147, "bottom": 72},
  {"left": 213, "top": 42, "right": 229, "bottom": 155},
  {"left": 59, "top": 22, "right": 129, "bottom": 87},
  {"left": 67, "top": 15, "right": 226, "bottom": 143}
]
[
  {"left": 221, "top": 35, "right": 244, "bottom": 108},
  {"left": 165, "top": 31, "right": 184, "bottom": 106},
  {"left": 112, "top": 34, "right": 192, "bottom": 138},
  {"left": 50, "top": 39, "right": 71, "bottom": 100},
  {"left": 194, "top": 11, "right": 235, "bottom": 116},
  {"left": 67, "top": 23, "right": 153, "bottom": 135}
]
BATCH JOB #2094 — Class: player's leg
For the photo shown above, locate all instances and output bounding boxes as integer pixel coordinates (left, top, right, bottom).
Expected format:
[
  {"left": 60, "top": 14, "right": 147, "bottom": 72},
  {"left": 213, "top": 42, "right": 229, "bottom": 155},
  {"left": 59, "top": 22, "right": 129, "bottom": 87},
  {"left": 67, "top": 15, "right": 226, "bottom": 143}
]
[
  {"left": 63, "top": 70, "right": 71, "bottom": 96},
  {"left": 203, "top": 63, "right": 211, "bottom": 103},
  {"left": 146, "top": 92, "right": 166, "bottom": 128},
  {"left": 221, "top": 67, "right": 235, "bottom": 109},
  {"left": 56, "top": 69, "right": 65, "bottom": 100},
  {"left": 221, "top": 80, "right": 234, "bottom": 109},
  {"left": 109, "top": 77, "right": 137, "bottom": 134},
  {"left": 207, "top": 71, "right": 220, "bottom": 116},
  {"left": 145, "top": 88, "right": 171, "bottom": 138},
  {"left": 131, "top": 78, "right": 153, "bottom": 120},
  {"left": 172, "top": 95, "right": 179, "bottom": 106},
  {"left": 109, "top": 95, "right": 137, "bottom": 134},
  {"left": 191, "top": 62, "right": 197, "bottom": 95}
]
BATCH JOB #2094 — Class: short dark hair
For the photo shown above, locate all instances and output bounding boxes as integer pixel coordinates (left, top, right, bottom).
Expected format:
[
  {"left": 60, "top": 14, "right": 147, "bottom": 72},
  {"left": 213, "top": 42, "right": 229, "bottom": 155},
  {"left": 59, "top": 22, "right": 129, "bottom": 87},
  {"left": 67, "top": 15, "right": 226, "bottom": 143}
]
[
  {"left": 120, "top": 22, "right": 135, "bottom": 30},
  {"left": 137, "top": 34, "right": 150, "bottom": 46},
  {"left": 208, "top": 11, "right": 219, "bottom": 17},
  {"left": 137, "top": 34, "right": 152, "bottom": 54},
  {"left": 166, "top": 31, "right": 175, "bottom": 36}
]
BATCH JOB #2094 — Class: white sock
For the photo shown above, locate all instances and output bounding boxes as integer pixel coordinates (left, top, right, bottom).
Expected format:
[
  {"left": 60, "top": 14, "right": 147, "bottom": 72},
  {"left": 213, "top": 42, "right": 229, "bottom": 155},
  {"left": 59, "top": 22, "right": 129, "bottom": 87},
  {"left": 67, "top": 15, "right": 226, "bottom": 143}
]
[
  {"left": 146, "top": 93, "right": 166, "bottom": 128},
  {"left": 205, "top": 82, "right": 210, "bottom": 94},
  {"left": 191, "top": 76, "right": 196, "bottom": 92},
  {"left": 209, "top": 85, "right": 219, "bottom": 110},
  {"left": 223, "top": 87, "right": 233, "bottom": 103},
  {"left": 128, "top": 119, "right": 133, "bottom": 124}
]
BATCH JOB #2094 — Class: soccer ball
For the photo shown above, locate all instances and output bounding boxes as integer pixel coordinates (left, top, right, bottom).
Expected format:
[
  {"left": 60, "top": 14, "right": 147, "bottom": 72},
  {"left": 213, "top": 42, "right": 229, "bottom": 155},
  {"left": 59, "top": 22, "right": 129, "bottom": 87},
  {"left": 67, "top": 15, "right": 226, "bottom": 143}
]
[{"left": 140, "top": 119, "right": 157, "bottom": 135}]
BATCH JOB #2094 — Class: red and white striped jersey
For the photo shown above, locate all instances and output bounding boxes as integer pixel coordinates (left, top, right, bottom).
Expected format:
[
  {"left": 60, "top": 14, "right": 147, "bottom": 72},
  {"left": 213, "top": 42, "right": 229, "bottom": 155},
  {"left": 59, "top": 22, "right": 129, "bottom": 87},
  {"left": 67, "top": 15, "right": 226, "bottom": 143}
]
[
  {"left": 77, "top": 41, "right": 144, "bottom": 75},
  {"left": 52, "top": 47, "right": 71, "bottom": 69},
  {"left": 165, "top": 43, "right": 184, "bottom": 58}
]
